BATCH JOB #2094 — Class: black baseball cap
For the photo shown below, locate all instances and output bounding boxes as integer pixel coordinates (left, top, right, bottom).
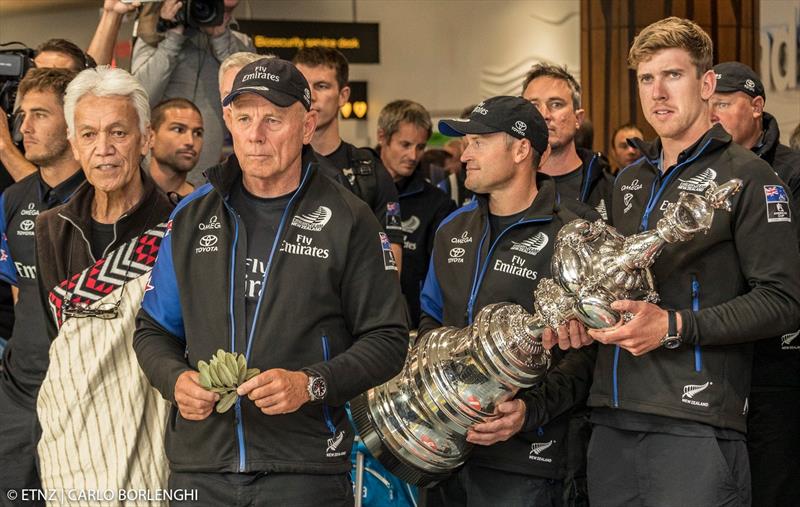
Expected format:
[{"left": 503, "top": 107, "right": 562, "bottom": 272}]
[
  {"left": 713, "top": 61, "right": 765, "bottom": 99},
  {"left": 222, "top": 58, "right": 312, "bottom": 110},
  {"left": 438, "top": 96, "right": 549, "bottom": 155}
]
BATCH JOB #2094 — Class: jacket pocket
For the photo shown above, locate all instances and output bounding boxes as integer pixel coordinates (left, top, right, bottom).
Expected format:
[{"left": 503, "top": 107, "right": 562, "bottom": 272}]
[
  {"left": 691, "top": 275, "right": 702, "bottom": 372},
  {"left": 321, "top": 334, "right": 336, "bottom": 434}
]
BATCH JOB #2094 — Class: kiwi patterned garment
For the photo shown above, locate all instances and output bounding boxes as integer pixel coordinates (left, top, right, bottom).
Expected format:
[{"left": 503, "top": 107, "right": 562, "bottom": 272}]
[{"left": 37, "top": 226, "right": 170, "bottom": 506}]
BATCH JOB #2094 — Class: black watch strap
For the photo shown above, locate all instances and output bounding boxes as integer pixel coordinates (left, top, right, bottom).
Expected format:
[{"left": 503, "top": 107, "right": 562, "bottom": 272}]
[{"left": 667, "top": 310, "right": 677, "bottom": 336}]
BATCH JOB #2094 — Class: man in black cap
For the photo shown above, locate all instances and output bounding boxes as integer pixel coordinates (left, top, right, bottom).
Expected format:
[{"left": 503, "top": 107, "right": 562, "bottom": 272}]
[
  {"left": 710, "top": 62, "right": 800, "bottom": 230},
  {"left": 711, "top": 61, "right": 800, "bottom": 507},
  {"left": 133, "top": 58, "right": 408, "bottom": 505},
  {"left": 420, "top": 96, "right": 597, "bottom": 506}
]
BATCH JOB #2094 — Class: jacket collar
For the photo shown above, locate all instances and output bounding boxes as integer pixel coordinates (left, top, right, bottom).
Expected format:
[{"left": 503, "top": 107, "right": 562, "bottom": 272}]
[
  {"left": 629, "top": 123, "right": 731, "bottom": 169},
  {"left": 577, "top": 147, "right": 610, "bottom": 187},
  {"left": 205, "top": 144, "right": 319, "bottom": 199},
  {"left": 753, "top": 112, "right": 781, "bottom": 162},
  {"left": 396, "top": 169, "right": 426, "bottom": 197},
  {"left": 475, "top": 173, "right": 558, "bottom": 222},
  {"left": 38, "top": 168, "right": 86, "bottom": 208},
  {"left": 57, "top": 167, "right": 164, "bottom": 237}
]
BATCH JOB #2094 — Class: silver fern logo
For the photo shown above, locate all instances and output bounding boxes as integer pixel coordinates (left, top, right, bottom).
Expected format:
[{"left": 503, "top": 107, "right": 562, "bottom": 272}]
[
  {"left": 401, "top": 215, "right": 420, "bottom": 234},
  {"left": 292, "top": 206, "right": 332, "bottom": 232},
  {"left": 510, "top": 232, "right": 549, "bottom": 256},
  {"left": 781, "top": 329, "right": 800, "bottom": 349},
  {"left": 529, "top": 440, "right": 555, "bottom": 462},
  {"left": 326, "top": 431, "right": 346, "bottom": 457},
  {"left": 678, "top": 168, "right": 717, "bottom": 192},
  {"left": 681, "top": 381, "right": 712, "bottom": 407}
]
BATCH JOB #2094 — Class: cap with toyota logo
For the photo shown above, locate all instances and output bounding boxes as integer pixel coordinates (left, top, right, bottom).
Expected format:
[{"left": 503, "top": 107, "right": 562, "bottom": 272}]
[
  {"left": 713, "top": 61, "right": 765, "bottom": 99},
  {"left": 438, "top": 95, "right": 549, "bottom": 156},
  {"left": 222, "top": 58, "right": 312, "bottom": 111}
]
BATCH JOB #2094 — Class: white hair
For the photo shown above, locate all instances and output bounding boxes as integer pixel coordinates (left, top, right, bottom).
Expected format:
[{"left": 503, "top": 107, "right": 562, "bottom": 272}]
[
  {"left": 63, "top": 66, "right": 150, "bottom": 139},
  {"left": 218, "top": 52, "right": 275, "bottom": 86}
]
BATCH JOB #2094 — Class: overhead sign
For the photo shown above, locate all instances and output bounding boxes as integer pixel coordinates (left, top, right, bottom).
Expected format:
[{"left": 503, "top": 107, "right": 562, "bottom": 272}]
[{"left": 236, "top": 20, "right": 380, "bottom": 63}]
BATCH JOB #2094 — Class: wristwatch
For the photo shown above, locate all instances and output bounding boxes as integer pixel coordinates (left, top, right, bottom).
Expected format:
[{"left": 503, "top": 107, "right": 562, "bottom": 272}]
[
  {"left": 660, "top": 310, "right": 682, "bottom": 349},
  {"left": 306, "top": 373, "right": 327, "bottom": 402}
]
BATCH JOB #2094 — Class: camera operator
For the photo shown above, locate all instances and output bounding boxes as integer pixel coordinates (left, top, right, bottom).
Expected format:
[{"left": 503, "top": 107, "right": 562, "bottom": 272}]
[{"left": 131, "top": 0, "right": 254, "bottom": 186}]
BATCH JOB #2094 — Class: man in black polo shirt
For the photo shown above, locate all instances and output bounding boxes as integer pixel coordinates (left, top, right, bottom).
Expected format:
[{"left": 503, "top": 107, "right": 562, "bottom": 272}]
[
  {"left": 293, "top": 48, "right": 404, "bottom": 270},
  {"left": 0, "top": 67, "right": 84, "bottom": 499}
]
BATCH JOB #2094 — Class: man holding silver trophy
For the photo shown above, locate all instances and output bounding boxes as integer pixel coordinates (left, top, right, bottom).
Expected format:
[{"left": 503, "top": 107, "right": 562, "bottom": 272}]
[
  {"left": 412, "top": 96, "right": 601, "bottom": 505},
  {"left": 555, "top": 17, "right": 800, "bottom": 507}
]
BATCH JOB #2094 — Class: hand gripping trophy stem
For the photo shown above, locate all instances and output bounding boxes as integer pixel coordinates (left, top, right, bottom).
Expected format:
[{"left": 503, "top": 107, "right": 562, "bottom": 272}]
[{"left": 351, "top": 179, "right": 742, "bottom": 486}]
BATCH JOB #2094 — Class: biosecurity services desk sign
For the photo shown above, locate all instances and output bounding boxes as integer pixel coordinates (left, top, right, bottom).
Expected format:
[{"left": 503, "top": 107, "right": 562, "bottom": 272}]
[{"left": 237, "top": 20, "right": 380, "bottom": 63}]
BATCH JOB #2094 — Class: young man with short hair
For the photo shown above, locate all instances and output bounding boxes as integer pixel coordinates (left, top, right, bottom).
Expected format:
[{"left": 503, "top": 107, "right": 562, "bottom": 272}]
[
  {"left": 0, "top": 67, "right": 84, "bottom": 498},
  {"left": 578, "top": 18, "right": 800, "bottom": 506},
  {"left": 422, "top": 96, "right": 598, "bottom": 506},
  {"left": 149, "top": 98, "right": 204, "bottom": 196},
  {"left": 294, "top": 47, "right": 404, "bottom": 270}
]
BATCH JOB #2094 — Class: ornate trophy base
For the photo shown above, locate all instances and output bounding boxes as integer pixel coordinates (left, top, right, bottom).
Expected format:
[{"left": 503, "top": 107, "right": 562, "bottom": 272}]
[{"left": 351, "top": 392, "right": 453, "bottom": 487}]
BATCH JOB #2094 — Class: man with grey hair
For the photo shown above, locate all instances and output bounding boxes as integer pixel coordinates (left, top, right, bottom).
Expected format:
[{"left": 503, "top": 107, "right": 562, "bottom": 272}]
[
  {"left": 34, "top": 65, "right": 174, "bottom": 495},
  {"left": 133, "top": 58, "right": 407, "bottom": 504},
  {"left": 522, "top": 63, "right": 613, "bottom": 220}
]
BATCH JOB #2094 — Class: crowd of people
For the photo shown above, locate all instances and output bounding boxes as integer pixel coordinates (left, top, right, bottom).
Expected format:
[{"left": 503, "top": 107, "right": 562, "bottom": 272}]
[{"left": 0, "top": 2, "right": 799, "bottom": 507}]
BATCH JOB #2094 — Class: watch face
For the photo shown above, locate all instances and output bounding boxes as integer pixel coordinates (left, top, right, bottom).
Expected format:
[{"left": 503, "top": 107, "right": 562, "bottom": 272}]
[
  {"left": 662, "top": 336, "right": 682, "bottom": 349},
  {"left": 311, "top": 377, "right": 327, "bottom": 399}
]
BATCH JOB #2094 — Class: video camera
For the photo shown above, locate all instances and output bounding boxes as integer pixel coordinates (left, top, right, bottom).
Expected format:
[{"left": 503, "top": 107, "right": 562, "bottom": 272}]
[
  {"left": 155, "top": 0, "right": 225, "bottom": 31},
  {"left": 0, "top": 43, "right": 35, "bottom": 143}
]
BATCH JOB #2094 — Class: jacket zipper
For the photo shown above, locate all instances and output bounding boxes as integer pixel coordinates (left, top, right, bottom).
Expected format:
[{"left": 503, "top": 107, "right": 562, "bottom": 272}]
[
  {"left": 639, "top": 139, "right": 714, "bottom": 231},
  {"left": 466, "top": 217, "right": 552, "bottom": 323},
  {"left": 221, "top": 201, "right": 247, "bottom": 472},
  {"left": 579, "top": 154, "right": 597, "bottom": 202},
  {"left": 321, "top": 334, "right": 336, "bottom": 434},
  {"left": 691, "top": 276, "right": 702, "bottom": 372},
  {"left": 222, "top": 162, "right": 312, "bottom": 473}
]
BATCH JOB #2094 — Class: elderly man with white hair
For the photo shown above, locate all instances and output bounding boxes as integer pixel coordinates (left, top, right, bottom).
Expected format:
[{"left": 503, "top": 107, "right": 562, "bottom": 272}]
[{"left": 33, "top": 66, "right": 174, "bottom": 498}]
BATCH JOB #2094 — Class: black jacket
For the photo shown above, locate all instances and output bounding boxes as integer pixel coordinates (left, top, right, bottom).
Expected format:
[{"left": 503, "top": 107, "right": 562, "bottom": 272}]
[
  {"left": 557, "top": 148, "right": 614, "bottom": 221},
  {"left": 133, "top": 148, "right": 409, "bottom": 475},
  {"left": 750, "top": 112, "right": 800, "bottom": 388},
  {"left": 0, "top": 169, "right": 85, "bottom": 404},
  {"left": 396, "top": 170, "right": 455, "bottom": 328},
  {"left": 419, "top": 175, "right": 598, "bottom": 479},
  {"left": 589, "top": 125, "right": 800, "bottom": 432}
]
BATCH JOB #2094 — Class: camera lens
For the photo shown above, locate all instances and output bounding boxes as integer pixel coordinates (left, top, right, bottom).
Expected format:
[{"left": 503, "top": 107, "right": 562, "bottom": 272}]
[{"left": 190, "top": 0, "right": 217, "bottom": 25}]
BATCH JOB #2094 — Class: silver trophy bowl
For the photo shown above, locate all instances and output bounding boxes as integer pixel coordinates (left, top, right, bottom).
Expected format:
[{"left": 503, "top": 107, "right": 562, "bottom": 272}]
[{"left": 352, "top": 179, "right": 742, "bottom": 486}]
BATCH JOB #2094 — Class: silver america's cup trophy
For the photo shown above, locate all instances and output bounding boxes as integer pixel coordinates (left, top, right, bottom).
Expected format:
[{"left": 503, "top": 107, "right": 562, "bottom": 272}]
[{"left": 351, "top": 179, "right": 743, "bottom": 486}]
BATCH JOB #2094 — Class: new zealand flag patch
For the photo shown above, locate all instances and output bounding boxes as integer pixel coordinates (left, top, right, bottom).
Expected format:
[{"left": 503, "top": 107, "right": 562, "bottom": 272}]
[{"left": 764, "top": 185, "right": 791, "bottom": 223}]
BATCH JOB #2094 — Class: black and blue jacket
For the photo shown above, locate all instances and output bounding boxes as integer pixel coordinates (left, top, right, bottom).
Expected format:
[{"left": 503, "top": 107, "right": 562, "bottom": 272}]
[
  {"left": 562, "top": 148, "right": 613, "bottom": 220},
  {"left": 590, "top": 124, "right": 800, "bottom": 433},
  {"left": 396, "top": 170, "right": 455, "bottom": 328},
  {"left": 0, "top": 169, "right": 85, "bottom": 405},
  {"left": 133, "top": 147, "right": 409, "bottom": 475},
  {"left": 418, "top": 175, "right": 599, "bottom": 479}
]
